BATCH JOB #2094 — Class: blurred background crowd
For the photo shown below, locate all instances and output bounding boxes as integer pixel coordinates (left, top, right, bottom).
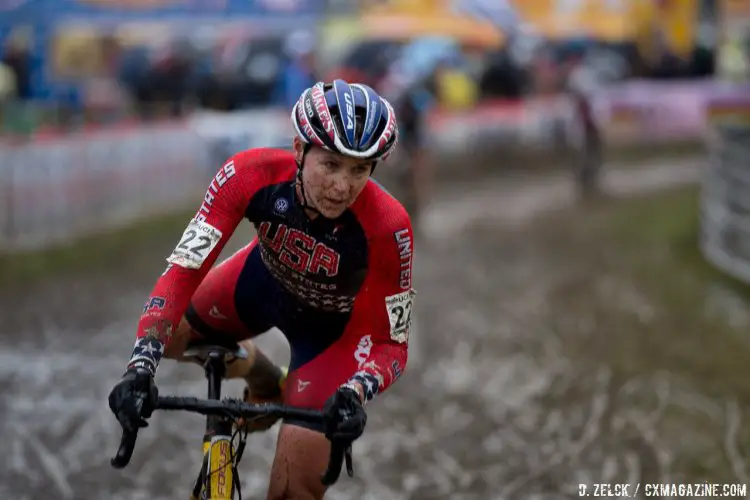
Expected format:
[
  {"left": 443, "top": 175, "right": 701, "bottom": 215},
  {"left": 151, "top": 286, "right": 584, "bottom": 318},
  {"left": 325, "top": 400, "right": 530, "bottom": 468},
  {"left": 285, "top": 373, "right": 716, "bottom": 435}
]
[{"left": 0, "top": 0, "right": 747, "bottom": 135}]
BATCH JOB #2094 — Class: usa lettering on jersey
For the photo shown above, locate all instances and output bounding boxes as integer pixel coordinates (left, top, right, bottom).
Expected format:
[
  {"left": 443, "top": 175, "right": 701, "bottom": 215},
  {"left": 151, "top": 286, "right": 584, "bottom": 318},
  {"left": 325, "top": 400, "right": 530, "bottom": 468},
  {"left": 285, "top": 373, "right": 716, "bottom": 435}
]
[
  {"left": 258, "top": 221, "right": 340, "bottom": 276},
  {"left": 196, "top": 161, "right": 236, "bottom": 222}
]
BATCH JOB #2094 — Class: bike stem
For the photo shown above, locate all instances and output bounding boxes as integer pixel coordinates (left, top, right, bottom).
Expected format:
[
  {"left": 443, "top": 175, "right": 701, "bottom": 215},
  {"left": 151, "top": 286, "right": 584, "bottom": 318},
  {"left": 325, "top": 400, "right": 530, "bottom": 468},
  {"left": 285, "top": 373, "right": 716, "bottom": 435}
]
[
  {"left": 204, "top": 351, "right": 231, "bottom": 438},
  {"left": 205, "top": 351, "right": 226, "bottom": 400},
  {"left": 201, "top": 351, "right": 237, "bottom": 499}
]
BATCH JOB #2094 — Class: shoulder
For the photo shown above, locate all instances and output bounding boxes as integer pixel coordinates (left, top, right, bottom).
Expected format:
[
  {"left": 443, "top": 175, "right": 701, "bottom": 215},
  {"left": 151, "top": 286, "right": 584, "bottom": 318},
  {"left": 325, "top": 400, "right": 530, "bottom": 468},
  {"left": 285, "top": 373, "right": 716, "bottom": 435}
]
[
  {"left": 230, "top": 147, "right": 297, "bottom": 185},
  {"left": 350, "top": 179, "right": 412, "bottom": 241}
]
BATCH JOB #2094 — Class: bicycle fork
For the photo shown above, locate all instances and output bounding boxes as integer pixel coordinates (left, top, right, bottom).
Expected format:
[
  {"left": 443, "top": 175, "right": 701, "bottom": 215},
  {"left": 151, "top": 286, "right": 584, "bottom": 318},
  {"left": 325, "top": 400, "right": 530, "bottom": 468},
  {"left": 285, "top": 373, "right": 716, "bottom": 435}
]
[{"left": 191, "top": 352, "right": 235, "bottom": 500}]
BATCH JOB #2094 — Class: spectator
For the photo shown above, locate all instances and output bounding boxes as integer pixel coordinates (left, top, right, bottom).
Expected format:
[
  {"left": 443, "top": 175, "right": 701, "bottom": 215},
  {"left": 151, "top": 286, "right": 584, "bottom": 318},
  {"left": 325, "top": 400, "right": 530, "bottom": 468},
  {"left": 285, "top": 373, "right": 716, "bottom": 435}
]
[
  {"left": 563, "top": 51, "right": 603, "bottom": 198},
  {"left": 433, "top": 59, "right": 478, "bottom": 111},
  {"left": 273, "top": 30, "right": 317, "bottom": 107},
  {"left": 118, "top": 44, "right": 153, "bottom": 117},
  {"left": 1, "top": 36, "right": 31, "bottom": 100},
  {"left": 149, "top": 38, "right": 195, "bottom": 117},
  {"left": 0, "top": 61, "right": 17, "bottom": 102}
]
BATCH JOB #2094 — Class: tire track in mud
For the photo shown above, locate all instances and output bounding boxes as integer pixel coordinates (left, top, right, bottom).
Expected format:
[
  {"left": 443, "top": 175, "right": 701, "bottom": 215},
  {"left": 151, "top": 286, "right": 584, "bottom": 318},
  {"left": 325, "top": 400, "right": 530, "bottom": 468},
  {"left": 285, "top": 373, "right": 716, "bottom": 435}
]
[{"left": 3, "top": 158, "right": 727, "bottom": 500}]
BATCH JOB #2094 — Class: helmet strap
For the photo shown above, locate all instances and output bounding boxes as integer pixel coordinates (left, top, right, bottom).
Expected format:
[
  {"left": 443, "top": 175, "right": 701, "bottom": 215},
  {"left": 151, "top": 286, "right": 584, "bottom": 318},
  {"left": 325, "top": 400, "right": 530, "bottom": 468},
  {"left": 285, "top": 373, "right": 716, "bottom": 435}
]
[{"left": 295, "top": 143, "right": 323, "bottom": 216}]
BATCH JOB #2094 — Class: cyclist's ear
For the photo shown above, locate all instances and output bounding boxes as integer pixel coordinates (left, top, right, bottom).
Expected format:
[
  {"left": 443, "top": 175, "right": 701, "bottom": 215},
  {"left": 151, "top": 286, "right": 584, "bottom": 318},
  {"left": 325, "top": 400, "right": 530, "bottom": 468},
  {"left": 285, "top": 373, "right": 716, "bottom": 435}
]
[{"left": 292, "top": 136, "right": 305, "bottom": 163}]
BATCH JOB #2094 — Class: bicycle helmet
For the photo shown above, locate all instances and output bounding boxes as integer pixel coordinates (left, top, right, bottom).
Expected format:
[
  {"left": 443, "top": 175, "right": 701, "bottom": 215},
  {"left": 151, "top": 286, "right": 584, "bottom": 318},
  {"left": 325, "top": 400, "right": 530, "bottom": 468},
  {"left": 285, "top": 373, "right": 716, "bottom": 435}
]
[{"left": 291, "top": 79, "right": 398, "bottom": 163}]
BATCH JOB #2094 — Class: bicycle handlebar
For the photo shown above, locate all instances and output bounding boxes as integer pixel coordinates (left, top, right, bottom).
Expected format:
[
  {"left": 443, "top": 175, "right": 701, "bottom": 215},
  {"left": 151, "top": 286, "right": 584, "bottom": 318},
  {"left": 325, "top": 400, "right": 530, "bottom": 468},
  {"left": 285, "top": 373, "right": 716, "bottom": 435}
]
[
  {"left": 111, "top": 396, "right": 354, "bottom": 486},
  {"left": 157, "top": 396, "right": 324, "bottom": 421}
]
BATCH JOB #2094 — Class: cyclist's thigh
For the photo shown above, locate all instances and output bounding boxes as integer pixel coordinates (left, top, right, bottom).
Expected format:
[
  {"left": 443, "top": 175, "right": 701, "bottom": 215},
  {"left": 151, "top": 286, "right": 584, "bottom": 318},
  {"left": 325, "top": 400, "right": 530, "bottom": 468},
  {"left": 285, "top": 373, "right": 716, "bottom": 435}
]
[
  {"left": 278, "top": 310, "right": 365, "bottom": 429},
  {"left": 267, "top": 292, "right": 373, "bottom": 498},
  {"left": 267, "top": 423, "right": 330, "bottom": 500},
  {"left": 185, "top": 239, "right": 271, "bottom": 342}
]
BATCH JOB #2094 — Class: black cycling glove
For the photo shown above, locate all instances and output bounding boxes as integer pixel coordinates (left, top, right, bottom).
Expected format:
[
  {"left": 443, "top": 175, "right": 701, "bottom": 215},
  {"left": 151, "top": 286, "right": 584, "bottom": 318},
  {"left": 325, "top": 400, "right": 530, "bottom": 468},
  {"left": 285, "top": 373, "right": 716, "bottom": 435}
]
[
  {"left": 108, "top": 368, "right": 159, "bottom": 433},
  {"left": 322, "top": 386, "right": 367, "bottom": 442}
]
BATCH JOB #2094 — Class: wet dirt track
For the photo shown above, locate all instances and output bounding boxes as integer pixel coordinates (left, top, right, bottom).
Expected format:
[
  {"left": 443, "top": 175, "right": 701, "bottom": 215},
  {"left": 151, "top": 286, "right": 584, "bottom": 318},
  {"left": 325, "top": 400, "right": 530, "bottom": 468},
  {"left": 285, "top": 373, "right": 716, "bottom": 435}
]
[{"left": 4, "top": 158, "right": 746, "bottom": 500}]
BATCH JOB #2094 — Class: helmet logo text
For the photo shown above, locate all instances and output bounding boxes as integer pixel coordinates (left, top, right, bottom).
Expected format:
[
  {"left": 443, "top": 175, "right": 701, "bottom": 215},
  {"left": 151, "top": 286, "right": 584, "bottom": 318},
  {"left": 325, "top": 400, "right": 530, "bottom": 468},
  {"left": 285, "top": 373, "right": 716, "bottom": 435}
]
[
  {"left": 344, "top": 93, "right": 355, "bottom": 130},
  {"left": 311, "top": 84, "right": 334, "bottom": 138},
  {"left": 378, "top": 107, "right": 397, "bottom": 151}
]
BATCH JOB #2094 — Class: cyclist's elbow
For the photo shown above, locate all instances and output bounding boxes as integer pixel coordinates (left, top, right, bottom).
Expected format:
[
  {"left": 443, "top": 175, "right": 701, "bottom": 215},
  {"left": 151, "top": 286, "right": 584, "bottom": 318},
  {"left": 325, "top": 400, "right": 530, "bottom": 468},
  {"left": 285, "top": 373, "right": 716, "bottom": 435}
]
[{"left": 392, "top": 341, "right": 409, "bottom": 383}]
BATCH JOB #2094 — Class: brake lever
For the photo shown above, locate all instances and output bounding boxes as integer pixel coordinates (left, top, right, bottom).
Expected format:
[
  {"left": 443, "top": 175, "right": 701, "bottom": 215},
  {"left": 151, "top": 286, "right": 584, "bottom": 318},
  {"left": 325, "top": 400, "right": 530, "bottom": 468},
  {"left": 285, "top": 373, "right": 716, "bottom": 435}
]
[
  {"left": 111, "top": 427, "right": 139, "bottom": 469},
  {"left": 344, "top": 444, "right": 354, "bottom": 477},
  {"left": 320, "top": 439, "right": 353, "bottom": 486}
]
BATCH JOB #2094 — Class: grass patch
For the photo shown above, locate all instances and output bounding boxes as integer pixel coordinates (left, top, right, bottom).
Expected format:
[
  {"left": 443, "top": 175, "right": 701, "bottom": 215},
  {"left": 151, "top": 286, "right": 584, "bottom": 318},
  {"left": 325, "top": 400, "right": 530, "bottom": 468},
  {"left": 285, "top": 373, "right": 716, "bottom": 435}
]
[
  {"left": 541, "top": 187, "right": 750, "bottom": 389},
  {"left": 574, "top": 187, "right": 750, "bottom": 299},
  {"left": 532, "top": 186, "right": 750, "bottom": 482},
  {"left": 0, "top": 209, "right": 196, "bottom": 286},
  {"left": 436, "top": 139, "right": 704, "bottom": 180},
  {"left": 603, "top": 139, "right": 705, "bottom": 164}
]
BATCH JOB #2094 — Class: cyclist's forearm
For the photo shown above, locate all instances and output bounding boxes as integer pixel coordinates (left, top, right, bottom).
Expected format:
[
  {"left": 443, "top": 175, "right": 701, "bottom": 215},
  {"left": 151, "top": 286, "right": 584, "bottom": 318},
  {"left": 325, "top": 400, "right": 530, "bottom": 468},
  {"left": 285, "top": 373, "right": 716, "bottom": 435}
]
[
  {"left": 343, "top": 342, "right": 408, "bottom": 404},
  {"left": 126, "top": 267, "right": 203, "bottom": 375},
  {"left": 125, "top": 154, "right": 263, "bottom": 376}
]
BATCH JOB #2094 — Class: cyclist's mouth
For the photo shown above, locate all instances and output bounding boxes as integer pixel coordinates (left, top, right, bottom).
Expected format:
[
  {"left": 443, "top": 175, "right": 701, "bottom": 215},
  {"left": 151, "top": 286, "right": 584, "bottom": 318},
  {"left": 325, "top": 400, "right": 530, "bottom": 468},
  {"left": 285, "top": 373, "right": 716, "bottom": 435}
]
[{"left": 324, "top": 197, "right": 346, "bottom": 207}]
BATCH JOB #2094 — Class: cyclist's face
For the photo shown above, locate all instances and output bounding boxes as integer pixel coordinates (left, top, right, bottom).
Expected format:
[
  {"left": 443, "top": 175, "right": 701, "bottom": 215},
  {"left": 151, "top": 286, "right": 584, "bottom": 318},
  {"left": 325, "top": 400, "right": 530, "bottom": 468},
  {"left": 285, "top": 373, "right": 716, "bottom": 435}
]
[{"left": 295, "top": 139, "right": 373, "bottom": 219}]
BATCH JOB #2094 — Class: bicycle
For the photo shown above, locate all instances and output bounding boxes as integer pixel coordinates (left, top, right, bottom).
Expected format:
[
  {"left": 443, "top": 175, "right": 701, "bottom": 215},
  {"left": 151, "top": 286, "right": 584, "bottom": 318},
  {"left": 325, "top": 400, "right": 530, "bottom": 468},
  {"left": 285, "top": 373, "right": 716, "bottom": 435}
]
[{"left": 110, "top": 340, "right": 354, "bottom": 499}]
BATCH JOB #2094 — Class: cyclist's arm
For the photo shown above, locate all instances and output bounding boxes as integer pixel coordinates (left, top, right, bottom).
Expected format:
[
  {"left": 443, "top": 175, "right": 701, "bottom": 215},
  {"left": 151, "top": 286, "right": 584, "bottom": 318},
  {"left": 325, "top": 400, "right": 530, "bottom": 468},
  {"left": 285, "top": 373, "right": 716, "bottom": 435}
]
[
  {"left": 344, "top": 209, "right": 415, "bottom": 404},
  {"left": 127, "top": 152, "right": 267, "bottom": 375}
]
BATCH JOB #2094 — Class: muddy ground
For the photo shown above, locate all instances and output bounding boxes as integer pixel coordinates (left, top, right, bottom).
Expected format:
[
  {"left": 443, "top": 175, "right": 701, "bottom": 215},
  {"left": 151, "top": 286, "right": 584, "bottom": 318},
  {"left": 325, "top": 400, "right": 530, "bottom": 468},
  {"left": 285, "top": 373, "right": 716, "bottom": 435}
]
[{"left": 3, "top": 157, "right": 749, "bottom": 500}]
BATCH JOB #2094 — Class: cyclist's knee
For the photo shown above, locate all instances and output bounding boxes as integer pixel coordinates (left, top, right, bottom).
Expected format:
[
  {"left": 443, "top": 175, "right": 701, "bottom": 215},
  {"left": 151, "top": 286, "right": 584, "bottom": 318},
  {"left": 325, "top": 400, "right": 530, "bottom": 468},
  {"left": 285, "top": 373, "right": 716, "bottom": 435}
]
[
  {"left": 163, "top": 319, "right": 265, "bottom": 381},
  {"left": 162, "top": 316, "right": 197, "bottom": 359},
  {"left": 267, "top": 424, "right": 330, "bottom": 500}
]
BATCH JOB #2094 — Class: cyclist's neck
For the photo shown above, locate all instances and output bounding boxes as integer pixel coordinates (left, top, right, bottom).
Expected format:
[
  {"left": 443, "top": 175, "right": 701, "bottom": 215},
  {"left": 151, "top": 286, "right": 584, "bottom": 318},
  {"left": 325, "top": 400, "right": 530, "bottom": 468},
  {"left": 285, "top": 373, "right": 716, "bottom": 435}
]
[{"left": 295, "top": 181, "right": 321, "bottom": 220}]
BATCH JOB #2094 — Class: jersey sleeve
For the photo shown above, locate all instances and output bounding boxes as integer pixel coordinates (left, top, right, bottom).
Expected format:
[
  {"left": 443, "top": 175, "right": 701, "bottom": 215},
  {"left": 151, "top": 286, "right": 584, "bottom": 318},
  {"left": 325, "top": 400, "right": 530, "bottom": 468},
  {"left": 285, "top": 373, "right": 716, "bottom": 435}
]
[
  {"left": 126, "top": 152, "right": 267, "bottom": 375},
  {"left": 344, "top": 207, "right": 415, "bottom": 405}
]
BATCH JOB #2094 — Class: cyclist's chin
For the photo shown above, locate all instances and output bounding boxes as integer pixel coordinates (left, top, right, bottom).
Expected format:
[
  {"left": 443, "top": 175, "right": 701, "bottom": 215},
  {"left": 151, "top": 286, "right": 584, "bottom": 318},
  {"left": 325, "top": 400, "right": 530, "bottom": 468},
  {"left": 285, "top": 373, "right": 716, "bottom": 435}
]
[
  {"left": 317, "top": 199, "right": 348, "bottom": 219},
  {"left": 319, "top": 206, "right": 346, "bottom": 219}
]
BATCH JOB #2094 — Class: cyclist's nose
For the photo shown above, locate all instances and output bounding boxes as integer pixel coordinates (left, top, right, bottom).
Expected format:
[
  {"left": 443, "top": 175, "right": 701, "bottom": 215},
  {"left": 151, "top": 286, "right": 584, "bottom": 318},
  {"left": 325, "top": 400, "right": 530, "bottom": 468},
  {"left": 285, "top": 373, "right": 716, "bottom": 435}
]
[{"left": 329, "top": 172, "right": 349, "bottom": 197}]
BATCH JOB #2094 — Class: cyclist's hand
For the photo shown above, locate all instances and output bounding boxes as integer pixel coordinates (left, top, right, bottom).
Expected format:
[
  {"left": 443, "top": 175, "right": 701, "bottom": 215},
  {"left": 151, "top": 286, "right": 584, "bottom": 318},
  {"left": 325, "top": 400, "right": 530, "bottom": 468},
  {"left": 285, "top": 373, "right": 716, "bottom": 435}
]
[
  {"left": 108, "top": 368, "right": 159, "bottom": 433},
  {"left": 322, "top": 386, "right": 367, "bottom": 442}
]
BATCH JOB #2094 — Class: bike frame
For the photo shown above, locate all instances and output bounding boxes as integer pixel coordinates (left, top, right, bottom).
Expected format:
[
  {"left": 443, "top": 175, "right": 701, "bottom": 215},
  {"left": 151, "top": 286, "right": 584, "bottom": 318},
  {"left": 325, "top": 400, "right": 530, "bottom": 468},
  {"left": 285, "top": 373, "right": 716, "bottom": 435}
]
[{"left": 192, "top": 349, "right": 235, "bottom": 500}]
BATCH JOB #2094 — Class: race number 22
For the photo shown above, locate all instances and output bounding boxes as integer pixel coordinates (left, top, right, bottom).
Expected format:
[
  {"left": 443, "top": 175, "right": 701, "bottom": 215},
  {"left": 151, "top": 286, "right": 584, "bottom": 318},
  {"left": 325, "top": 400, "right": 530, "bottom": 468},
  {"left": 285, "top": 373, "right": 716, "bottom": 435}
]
[
  {"left": 167, "top": 219, "right": 223, "bottom": 270},
  {"left": 178, "top": 229, "right": 212, "bottom": 256},
  {"left": 385, "top": 289, "right": 416, "bottom": 343}
]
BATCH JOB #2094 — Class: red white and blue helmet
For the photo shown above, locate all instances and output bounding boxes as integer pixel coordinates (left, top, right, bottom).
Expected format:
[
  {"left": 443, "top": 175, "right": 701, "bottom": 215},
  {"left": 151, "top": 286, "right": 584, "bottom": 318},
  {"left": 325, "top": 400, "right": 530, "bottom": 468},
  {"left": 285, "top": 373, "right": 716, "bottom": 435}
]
[{"left": 291, "top": 79, "right": 398, "bottom": 162}]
